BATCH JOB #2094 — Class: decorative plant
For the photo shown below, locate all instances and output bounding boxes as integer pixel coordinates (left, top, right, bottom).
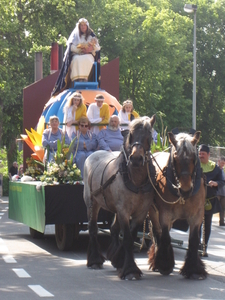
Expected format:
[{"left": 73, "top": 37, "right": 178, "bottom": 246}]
[
  {"left": 24, "top": 157, "right": 43, "bottom": 179},
  {"left": 40, "top": 135, "right": 82, "bottom": 185},
  {"left": 151, "top": 111, "right": 169, "bottom": 153}
]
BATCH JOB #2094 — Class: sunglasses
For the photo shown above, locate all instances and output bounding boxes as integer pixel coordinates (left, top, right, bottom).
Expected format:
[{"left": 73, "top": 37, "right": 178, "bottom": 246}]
[{"left": 80, "top": 124, "right": 88, "bottom": 128}]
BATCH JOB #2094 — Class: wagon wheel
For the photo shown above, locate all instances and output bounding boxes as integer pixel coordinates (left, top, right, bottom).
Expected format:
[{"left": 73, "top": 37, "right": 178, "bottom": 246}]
[
  {"left": 29, "top": 227, "right": 44, "bottom": 239},
  {"left": 55, "top": 224, "right": 77, "bottom": 251}
]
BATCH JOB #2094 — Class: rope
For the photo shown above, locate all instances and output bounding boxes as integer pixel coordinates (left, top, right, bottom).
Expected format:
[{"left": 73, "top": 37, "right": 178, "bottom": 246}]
[{"left": 147, "top": 164, "right": 185, "bottom": 205}]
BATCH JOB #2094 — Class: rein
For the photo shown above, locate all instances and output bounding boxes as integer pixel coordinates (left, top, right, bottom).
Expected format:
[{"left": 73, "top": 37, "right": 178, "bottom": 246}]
[{"left": 147, "top": 153, "right": 185, "bottom": 205}]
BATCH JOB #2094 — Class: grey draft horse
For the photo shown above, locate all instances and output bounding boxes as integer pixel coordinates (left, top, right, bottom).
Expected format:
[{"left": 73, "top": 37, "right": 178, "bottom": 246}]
[{"left": 83, "top": 116, "right": 156, "bottom": 280}]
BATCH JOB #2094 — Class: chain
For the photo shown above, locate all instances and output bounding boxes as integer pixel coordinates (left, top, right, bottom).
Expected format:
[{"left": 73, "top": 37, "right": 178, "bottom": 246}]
[{"left": 202, "top": 215, "right": 206, "bottom": 255}]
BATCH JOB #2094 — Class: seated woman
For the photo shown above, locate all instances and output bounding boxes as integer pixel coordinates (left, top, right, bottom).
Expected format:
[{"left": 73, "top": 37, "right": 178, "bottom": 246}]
[
  {"left": 63, "top": 92, "right": 87, "bottom": 139},
  {"left": 71, "top": 117, "right": 98, "bottom": 178},
  {"left": 118, "top": 99, "right": 139, "bottom": 130},
  {"left": 42, "top": 116, "right": 70, "bottom": 162},
  {"left": 51, "top": 18, "right": 100, "bottom": 96}
]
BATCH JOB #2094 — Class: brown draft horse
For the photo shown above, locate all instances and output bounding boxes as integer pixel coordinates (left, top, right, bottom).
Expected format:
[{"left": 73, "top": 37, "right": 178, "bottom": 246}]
[
  {"left": 83, "top": 116, "right": 156, "bottom": 280},
  {"left": 148, "top": 131, "right": 207, "bottom": 279}
]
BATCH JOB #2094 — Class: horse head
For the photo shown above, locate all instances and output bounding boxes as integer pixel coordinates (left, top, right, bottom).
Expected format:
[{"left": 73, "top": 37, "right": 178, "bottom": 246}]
[
  {"left": 168, "top": 131, "right": 201, "bottom": 199},
  {"left": 124, "top": 115, "right": 155, "bottom": 168}
]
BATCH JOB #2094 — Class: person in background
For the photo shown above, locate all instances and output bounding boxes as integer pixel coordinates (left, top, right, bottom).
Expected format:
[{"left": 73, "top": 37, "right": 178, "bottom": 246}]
[
  {"left": 118, "top": 99, "right": 139, "bottom": 130},
  {"left": 42, "top": 116, "right": 70, "bottom": 162},
  {"left": 198, "top": 144, "right": 225, "bottom": 256},
  {"left": 9, "top": 161, "right": 18, "bottom": 178},
  {"left": 63, "top": 92, "right": 87, "bottom": 139},
  {"left": 97, "top": 115, "right": 123, "bottom": 152},
  {"left": 18, "top": 165, "right": 23, "bottom": 177},
  {"left": 72, "top": 117, "right": 97, "bottom": 178},
  {"left": 87, "top": 94, "right": 110, "bottom": 134},
  {"left": 217, "top": 156, "right": 225, "bottom": 226}
]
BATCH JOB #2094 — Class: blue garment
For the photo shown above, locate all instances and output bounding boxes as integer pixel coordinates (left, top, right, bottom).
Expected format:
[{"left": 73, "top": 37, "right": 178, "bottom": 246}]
[
  {"left": 97, "top": 128, "right": 123, "bottom": 151},
  {"left": 72, "top": 131, "right": 98, "bottom": 177},
  {"left": 217, "top": 169, "right": 225, "bottom": 196},
  {"left": 42, "top": 129, "right": 70, "bottom": 161}
]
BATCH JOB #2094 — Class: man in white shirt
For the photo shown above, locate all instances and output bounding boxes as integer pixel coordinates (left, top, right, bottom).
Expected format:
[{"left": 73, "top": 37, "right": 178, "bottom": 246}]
[{"left": 87, "top": 94, "right": 110, "bottom": 134}]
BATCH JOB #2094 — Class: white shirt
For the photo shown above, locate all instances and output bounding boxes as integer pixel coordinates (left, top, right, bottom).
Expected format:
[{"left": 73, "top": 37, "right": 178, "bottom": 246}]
[{"left": 87, "top": 103, "right": 102, "bottom": 134}]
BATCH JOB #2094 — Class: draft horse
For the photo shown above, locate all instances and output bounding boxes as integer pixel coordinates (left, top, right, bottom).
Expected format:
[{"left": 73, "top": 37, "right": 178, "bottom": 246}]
[
  {"left": 83, "top": 116, "right": 156, "bottom": 280},
  {"left": 148, "top": 131, "right": 207, "bottom": 279}
]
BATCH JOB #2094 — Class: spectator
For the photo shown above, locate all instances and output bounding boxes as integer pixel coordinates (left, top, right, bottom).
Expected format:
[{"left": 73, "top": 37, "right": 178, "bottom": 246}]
[
  {"left": 217, "top": 156, "right": 225, "bottom": 226},
  {"left": 87, "top": 94, "right": 110, "bottom": 134},
  {"left": 63, "top": 92, "right": 87, "bottom": 139},
  {"left": 118, "top": 99, "right": 139, "bottom": 130},
  {"left": 9, "top": 161, "right": 18, "bottom": 178},
  {"left": 42, "top": 116, "right": 70, "bottom": 162},
  {"left": 72, "top": 117, "right": 97, "bottom": 178},
  {"left": 97, "top": 115, "right": 123, "bottom": 152},
  {"left": 198, "top": 144, "right": 225, "bottom": 256}
]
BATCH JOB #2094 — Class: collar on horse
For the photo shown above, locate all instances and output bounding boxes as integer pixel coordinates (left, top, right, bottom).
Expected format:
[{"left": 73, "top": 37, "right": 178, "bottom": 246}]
[
  {"left": 91, "top": 146, "right": 156, "bottom": 200},
  {"left": 119, "top": 158, "right": 156, "bottom": 194},
  {"left": 165, "top": 148, "right": 202, "bottom": 199}
]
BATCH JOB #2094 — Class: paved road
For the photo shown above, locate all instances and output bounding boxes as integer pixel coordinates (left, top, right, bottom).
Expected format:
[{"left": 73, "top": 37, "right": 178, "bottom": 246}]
[{"left": 0, "top": 196, "right": 225, "bottom": 299}]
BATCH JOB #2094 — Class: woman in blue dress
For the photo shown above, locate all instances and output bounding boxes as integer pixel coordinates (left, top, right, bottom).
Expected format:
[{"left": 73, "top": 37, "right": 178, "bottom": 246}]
[{"left": 71, "top": 116, "right": 98, "bottom": 178}]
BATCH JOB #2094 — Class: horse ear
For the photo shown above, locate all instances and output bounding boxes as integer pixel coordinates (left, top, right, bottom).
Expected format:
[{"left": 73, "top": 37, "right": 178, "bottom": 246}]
[
  {"left": 149, "top": 114, "right": 156, "bottom": 127},
  {"left": 121, "top": 129, "right": 129, "bottom": 138},
  {"left": 191, "top": 131, "right": 201, "bottom": 146},
  {"left": 168, "top": 132, "right": 177, "bottom": 147}
]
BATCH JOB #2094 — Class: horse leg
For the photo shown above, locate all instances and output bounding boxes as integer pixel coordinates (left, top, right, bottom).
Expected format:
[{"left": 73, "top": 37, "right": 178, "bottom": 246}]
[
  {"left": 87, "top": 201, "right": 105, "bottom": 269},
  {"left": 147, "top": 206, "right": 162, "bottom": 271},
  {"left": 107, "top": 214, "right": 122, "bottom": 265},
  {"left": 180, "top": 224, "right": 207, "bottom": 279},
  {"left": 153, "top": 225, "right": 174, "bottom": 275},
  {"left": 116, "top": 217, "right": 142, "bottom": 280}
]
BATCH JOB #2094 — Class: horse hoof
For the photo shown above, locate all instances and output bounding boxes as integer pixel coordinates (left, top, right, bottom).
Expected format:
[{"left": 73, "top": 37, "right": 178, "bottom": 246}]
[
  {"left": 190, "top": 273, "right": 207, "bottom": 280},
  {"left": 89, "top": 264, "right": 103, "bottom": 270},
  {"left": 159, "top": 267, "right": 173, "bottom": 276},
  {"left": 124, "top": 273, "right": 142, "bottom": 280}
]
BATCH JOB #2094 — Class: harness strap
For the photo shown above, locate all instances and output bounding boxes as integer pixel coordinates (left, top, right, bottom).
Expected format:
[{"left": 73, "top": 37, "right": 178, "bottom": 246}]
[{"left": 91, "top": 157, "right": 118, "bottom": 198}]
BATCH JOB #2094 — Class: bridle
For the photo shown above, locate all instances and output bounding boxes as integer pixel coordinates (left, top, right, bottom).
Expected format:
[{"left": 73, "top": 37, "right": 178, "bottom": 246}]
[
  {"left": 170, "top": 145, "right": 198, "bottom": 196},
  {"left": 124, "top": 131, "right": 152, "bottom": 166}
]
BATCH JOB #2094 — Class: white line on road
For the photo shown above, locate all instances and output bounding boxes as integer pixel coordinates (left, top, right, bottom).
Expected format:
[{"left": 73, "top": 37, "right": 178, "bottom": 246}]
[
  {"left": 0, "top": 213, "right": 4, "bottom": 215},
  {"left": 28, "top": 285, "right": 54, "bottom": 297},
  {"left": 12, "top": 268, "right": 31, "bottom": 278},
  {"left": 3, "top": 254, "right": 17, "bottom": 263},
  {"left": 0, "top": 245, "right": 9, "bottom": 254}
]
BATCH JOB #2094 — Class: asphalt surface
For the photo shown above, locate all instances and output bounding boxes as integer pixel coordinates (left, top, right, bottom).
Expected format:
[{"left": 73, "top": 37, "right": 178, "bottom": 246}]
[{"left": 0, "top": 196, "right": 225, "bottom": 299}]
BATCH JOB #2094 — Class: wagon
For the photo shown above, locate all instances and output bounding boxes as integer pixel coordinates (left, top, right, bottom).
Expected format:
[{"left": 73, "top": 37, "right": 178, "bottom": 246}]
[{"left": 8, "top": 181, "right": 113, "bottom": 251}]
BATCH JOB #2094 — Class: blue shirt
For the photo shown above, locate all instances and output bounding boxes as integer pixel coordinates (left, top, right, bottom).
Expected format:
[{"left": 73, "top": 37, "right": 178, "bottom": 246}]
[
  {"left": 71, "top": 131, "right": 98, "bottom": 152},
  {"left": 97, "top": 128, "right": 123, "bottom": 151},
  {"left": 42, "top": 129, "right": 70, "bottom": 151}
]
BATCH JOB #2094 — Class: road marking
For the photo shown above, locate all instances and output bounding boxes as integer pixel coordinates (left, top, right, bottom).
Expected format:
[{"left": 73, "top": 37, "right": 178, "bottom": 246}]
[
  {"left": 0, "top": 213, "right": 4, "bottom": 215},
  {"left": 12, "top": 268, "right": 31, "bottom": 278},
  {"left": 28, "top": 285, "right": 54, "bottom": 297},
  {"left": 3, "top": 254, "right": 17, "bottom": 263},
  {"left": 0, "top": 245, "right": 9, "bottom": 254}
]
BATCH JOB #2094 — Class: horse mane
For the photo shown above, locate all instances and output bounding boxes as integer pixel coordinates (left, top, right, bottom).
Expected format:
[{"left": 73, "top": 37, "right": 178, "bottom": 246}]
[
  {"left": 124, "top": 117, "right": 153, "bottom": 152},
  {"left": 173, "top": 133, "right": 197, "bottom": 157},
  {"left": 129, "top": 117, "right": 152, "bottom": 134}
]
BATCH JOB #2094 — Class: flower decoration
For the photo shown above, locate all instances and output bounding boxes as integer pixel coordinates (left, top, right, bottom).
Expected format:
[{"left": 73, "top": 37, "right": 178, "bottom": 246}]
[
  {"left": 40, "top": 135, "right": 82, "bottom": 185},
  {"left": 24, "top": 157, "right": 44, "bottom": 179}
]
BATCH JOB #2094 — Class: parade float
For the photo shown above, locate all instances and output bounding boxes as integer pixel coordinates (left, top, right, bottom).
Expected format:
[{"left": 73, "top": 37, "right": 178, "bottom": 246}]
[{"left": 8, "top": 47, "right": 120, "bottom": 250}]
